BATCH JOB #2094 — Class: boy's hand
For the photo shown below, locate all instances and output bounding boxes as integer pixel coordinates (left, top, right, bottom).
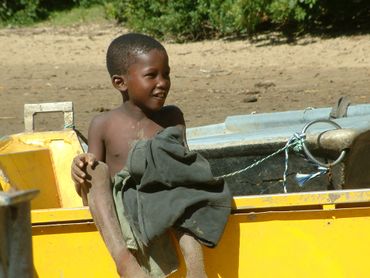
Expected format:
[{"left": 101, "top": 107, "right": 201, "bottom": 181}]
[{"left": 71, "top": 153, "right": 97, "bottom": 195}]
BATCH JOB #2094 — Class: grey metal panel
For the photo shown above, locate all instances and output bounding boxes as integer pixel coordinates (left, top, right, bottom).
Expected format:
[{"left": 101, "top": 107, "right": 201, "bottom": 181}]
[
  {"left": 187, "top": 104, "right": 370, "bottom": 150},
  {"left": 0, "top": 190, "right": 38, "bottom": 278},
  {"left": 185, "top": 104, "right": 370, "bottom": 196}
]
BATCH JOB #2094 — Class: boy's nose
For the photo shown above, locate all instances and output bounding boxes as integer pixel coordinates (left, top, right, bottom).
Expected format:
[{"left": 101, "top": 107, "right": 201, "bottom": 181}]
[{"left": 156, "top": 75, "right": 170, "bottom": 88}]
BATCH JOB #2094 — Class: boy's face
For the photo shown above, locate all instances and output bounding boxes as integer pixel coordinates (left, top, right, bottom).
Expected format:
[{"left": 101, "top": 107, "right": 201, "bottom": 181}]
[{"left": 124, "top": 49, "right": 171, "bottom": 112}]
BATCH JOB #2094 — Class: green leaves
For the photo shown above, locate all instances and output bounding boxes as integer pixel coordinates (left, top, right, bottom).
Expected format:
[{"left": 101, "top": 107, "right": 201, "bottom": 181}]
[
  {"left": 107, "top": 0, "right": 321, "bottom": 41},
  {"left": 0, "top": 0, "right": 41, "bottom": 25},
  {"left": 0, "top": 0, "right": 105, "bottom": 26},
  {"left": 1, "top": 0, "right": 367, "bottom": 39}
]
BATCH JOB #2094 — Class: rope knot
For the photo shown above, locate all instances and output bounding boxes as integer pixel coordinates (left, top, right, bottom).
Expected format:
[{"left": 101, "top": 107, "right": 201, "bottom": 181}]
[{"left": 291, "top": 132, "right": 306, "bottom": 152}]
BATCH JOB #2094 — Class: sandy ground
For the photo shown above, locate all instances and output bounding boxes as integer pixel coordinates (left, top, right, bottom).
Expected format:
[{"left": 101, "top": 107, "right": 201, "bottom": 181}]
[{"left": 0, "top": 24, "right": 369, "bottom": 137}]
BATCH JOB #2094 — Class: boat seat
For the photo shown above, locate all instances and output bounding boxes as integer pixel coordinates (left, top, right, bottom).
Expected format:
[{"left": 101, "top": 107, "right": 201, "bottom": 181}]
[
  {"left": 306, "top": 128, "right": 360, "bottom": 154},
  {"left": 343, "top": 131, "right": 370, "bottom": 189},
  {"left": 0, "top": 130, "right": 84, "bottom": 209}
]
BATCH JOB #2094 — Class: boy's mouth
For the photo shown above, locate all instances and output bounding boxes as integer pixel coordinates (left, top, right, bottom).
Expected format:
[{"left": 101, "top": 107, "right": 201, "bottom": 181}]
[{"left": 152, "top": 92, "right": 167, "bottom": 100}]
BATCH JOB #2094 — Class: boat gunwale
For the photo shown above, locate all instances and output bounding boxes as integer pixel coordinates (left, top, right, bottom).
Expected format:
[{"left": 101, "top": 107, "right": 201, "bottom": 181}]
[{"left": 31, "top": 188, "right": 370, "bottom": 224}]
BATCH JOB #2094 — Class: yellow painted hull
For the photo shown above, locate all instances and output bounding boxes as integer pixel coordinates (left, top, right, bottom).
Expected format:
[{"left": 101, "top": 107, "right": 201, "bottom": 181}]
[
  {"left": 31, "top": 191, "right": 370, "bottom": 278},
  {"left": 0, "top": 130, "right": 84, "bottom": 209},
  {"left": 1, "top": 131, "right": 370, "bottom": 277}
]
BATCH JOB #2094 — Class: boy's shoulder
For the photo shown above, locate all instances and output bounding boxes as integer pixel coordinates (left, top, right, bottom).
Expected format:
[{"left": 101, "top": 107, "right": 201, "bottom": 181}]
[
  {"left": 158, "top": 105, "right": 185, "bottom": 127},
  {"left": 160, "top": 104, "right": 183, "bottom": 116},
  {"left": 90, "top": 107, "right": 122, "bottom": 123},
  {"left": 88, "top": 107, "right": 126, "bottom": 134},
  {"left": 88, "top": 104, "right": 185, "bottom": 131}
]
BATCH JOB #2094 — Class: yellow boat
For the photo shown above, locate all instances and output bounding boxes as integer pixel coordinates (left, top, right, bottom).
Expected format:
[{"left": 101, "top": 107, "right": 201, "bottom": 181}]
[{"left": 1, "top": 102, "right": 370, "bottom": 277}]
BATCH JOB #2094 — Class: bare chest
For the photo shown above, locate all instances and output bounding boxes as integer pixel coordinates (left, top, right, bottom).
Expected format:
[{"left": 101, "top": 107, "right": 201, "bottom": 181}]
[{"left": 104, "top": 120, "right": 163, "bottom": 174}]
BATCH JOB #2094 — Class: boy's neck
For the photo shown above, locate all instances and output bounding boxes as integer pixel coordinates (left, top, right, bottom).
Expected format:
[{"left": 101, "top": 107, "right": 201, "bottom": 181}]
[{"left": 121, "top": 101, "right": 157, "bottom": 121}]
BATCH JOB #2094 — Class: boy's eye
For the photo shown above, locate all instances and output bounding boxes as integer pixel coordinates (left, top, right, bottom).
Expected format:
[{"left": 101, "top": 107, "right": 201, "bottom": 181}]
[{"left": 145, "top": 72, "right": 156, "bottom": 78}]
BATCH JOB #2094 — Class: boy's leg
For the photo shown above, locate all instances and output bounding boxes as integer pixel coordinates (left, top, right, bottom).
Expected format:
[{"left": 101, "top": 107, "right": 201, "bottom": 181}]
[
  {"left": 82, "top": 162, "right": 148, "bottom": 278},
  {"left": 177, "top": 231, "right": 207, "bottom": 278}
]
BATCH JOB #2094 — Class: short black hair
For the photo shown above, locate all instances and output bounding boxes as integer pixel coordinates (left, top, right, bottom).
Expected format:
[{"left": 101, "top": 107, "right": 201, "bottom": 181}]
[{"left": 106, "top": 33, "right": 166, "bottom": 77}]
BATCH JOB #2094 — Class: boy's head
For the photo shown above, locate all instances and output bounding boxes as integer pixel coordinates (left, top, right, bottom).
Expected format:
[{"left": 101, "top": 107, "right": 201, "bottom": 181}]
[
  {"left": 106, "top": 33, "right": 167, "bottom": 77},
  {"left": 107, "top": 33, "right": 171, "bottom": 111}
]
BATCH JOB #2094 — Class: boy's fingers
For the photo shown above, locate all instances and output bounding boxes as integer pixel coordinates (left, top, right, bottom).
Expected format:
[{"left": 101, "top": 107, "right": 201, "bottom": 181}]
[
  {"left": 73, "top": 153, "right": 97, "bottom": 166},
  {"left": 73, "top": 156, "right": 85, "bottom": 167},
  {"left": 86, "top": 154, "right": 97, "bottom": 166},
  {"left": 72, "top": 163, "right": 86, "bottom": 175},
  {"left": 71, "top": 168, "right": 83, "bottom": 179},
  {"left": 71, "top": 172, "right": 84, "bottom": 184}
]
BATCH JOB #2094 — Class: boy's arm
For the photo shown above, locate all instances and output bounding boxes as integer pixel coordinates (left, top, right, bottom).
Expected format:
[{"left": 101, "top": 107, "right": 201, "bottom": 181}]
[
  {"left": 86, "top": 115, "right": 105, "bottom": 160},
  {"left": 71, "top": 116, "right": 103, "bottom": 200},
  {"left": 84, "top": 116, "right": 148, "bottom": 278}
]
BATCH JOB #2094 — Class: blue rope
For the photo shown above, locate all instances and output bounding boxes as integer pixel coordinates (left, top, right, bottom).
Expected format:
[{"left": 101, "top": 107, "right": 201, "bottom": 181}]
[
  {"left": 216, "top": 132, "right": 306, "bottom": 194},
  {"left": 64, "top": 123, "right": 75, "bottom": 129},
  {"left": 295, "top": 166, "right": 328, "bottom": 187},
  {"left": 216, "top": 130, "right": 331, "bottom": 193},
  {"left": 282, "top": 133, "right": 305, "bottom": 193}
]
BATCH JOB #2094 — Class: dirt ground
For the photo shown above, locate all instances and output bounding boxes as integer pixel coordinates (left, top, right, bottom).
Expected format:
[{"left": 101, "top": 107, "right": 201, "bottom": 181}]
[{"left": 0, "top": 24, "right": 369, "bottom": 138}]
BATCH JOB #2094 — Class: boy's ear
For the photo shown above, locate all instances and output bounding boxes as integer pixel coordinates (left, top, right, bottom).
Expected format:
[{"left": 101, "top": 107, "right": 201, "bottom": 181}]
[{"left": 111, "top": 75, "right": 128, "bottom": 92}]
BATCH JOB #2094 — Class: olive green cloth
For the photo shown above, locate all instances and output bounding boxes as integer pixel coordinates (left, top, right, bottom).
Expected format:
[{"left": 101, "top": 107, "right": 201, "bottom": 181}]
[
  {"left": 123, "top": 126, "right": 232, "bottom": 247},
  {"left": 112, "top": 126, "right": 232, "bottom": 277},
  {"left": 113, "top": 170, "right": 178, "bottom": 277}
]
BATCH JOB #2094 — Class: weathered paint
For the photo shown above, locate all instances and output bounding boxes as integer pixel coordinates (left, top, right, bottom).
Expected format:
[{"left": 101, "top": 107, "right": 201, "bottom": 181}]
[
  {"left": 0, "top": 131, "right": 83, "bottom": 209},
  {"left": 31, "top": 196, "right": 370, "bottom": 277},
  {"left": 187, "top": 104, "right": 370, "bottom": 151},
  {"left": 233, "top": 188, "right": 370, "bottom": 210},
  {"left": 2, "top": 127, "right": 370, "bottom": 277},
  {"left": 1, "top": 190, "right": 37, "bottom": 278}
]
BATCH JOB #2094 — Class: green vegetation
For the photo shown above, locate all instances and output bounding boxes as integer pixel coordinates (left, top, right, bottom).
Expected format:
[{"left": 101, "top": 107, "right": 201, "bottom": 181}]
[
  {"left": 0, "top": 0, "right": 110, "bottom": 27},
  {"left": 0, "top": 0, "right": 369, "bottom": 40},
  {"left": 43, "top": 5, "right": 108, "bottom": 27},
  {"left": 112, "top": 0, "right": 369, "bottom": 41}
]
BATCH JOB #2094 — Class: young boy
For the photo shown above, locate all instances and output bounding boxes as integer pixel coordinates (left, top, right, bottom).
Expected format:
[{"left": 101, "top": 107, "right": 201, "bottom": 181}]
[{"left": 72, "top": 33, "right": 230, "bottom": 278}]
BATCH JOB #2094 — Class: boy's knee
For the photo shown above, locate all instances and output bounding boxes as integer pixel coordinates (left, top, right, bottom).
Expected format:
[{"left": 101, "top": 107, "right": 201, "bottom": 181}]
[
  {"left": 178, "top": 233, "right": 202, "bottom": 256},
  {"left": 178, "top": 233, "right": 207, "bottom": 277},
  {"left": 85, "top": 161, "right": 110, "bottom": 184}
]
